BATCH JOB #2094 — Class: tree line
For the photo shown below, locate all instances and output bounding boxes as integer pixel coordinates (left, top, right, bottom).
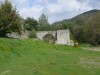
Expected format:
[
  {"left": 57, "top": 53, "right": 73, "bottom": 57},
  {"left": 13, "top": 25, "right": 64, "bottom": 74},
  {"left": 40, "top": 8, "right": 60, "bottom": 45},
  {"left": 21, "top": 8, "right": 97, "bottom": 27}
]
[
  {"left": 0, "top": 0, "right": 50, "bottom": 37},
  {"left": 51, "top": 10, "right": 100, "bottom": 46},
  {"left": 0, "top": 0, "right": 100, "bottom": 46}
]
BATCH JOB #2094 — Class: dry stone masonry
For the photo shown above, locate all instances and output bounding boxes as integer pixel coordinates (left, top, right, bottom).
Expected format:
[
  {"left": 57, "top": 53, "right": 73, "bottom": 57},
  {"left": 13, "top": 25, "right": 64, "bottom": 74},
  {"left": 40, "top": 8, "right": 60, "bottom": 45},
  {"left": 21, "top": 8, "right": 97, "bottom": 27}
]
[
  {"left": 36, "top": 31, "right": 56, "bottom": 40},
  {"left": 6, "top": 29, "right": 74, "bottom": 46},
  {"left": 36, "top": 29, "right": 74, "bottom": 46},
  {"left": 6, "top": 31, "right": 30, "bottom": 39}
]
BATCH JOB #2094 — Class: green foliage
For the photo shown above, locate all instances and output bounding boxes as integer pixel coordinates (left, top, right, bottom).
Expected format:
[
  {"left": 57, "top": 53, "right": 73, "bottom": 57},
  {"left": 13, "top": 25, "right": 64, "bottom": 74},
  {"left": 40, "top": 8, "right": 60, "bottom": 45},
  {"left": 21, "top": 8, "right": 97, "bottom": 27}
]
[
  {"left": 0, "top": 0, "right": 22, "bottom": 36},
  {"left": 29, "top": 29, "right": 36, "bottom": 38},
  {"left": 51, "top": 9, "right": 100, "bottom": 45},
  {"left": 38, "top": 13, "right": 50, "bottom": 30},
  {"left": 70, "top": 32, "right": 78, "bottom": 44},
  {"left": 24, "top": 17, "right": 38, "bottom": 31},
  {"left": 51, "top": 21, "right": 74, "bottom": 31}
]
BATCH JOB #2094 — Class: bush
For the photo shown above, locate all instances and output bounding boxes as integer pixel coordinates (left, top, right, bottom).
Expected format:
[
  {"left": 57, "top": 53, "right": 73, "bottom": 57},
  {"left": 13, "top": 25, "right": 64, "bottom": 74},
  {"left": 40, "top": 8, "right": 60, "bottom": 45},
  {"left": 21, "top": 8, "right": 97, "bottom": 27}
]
[
  {"left": 43, "top": 34, "right": 56, "bottom": 44},
  {"left": 29, "top": 29, "right": 36, "bottom": 38}
]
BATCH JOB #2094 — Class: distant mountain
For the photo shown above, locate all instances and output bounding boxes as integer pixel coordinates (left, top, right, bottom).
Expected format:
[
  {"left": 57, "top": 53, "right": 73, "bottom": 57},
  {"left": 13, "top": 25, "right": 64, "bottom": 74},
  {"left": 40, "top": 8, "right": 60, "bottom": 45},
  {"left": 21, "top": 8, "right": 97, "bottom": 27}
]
[
  {"left": 70, "top": 9, "right": 100, "bottom": 24},
  {"left": 72, "top": 9, "right": 100, "bottom": 19},
  {"left": 52, "top": 9, "right": 100, "bottom": 26}
]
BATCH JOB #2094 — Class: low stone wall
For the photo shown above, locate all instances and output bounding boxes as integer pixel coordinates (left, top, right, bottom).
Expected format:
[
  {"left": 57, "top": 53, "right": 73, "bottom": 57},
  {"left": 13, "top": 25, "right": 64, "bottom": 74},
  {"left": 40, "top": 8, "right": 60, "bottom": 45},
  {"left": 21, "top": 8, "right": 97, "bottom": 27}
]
[
  {"left": 6, "top": 29, "right": 74, "bottom": 46},
  {"left": 6, "top": 31, "right": 30, "bottom": 39}
]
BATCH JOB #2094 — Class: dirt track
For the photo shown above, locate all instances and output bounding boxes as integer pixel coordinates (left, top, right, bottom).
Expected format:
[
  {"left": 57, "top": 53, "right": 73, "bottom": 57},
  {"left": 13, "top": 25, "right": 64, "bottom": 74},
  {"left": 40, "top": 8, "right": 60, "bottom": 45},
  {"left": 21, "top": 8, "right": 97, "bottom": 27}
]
[{"left": 82, "top": 47, "right": 100, "bottom": 52}]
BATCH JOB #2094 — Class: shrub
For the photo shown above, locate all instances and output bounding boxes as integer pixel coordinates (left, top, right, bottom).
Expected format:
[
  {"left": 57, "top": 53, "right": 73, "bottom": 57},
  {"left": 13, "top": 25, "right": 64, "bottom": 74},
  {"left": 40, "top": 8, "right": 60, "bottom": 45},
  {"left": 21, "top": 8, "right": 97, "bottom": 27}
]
[{"left": 29, "top": 29, "right": 36, "bottom": 38}]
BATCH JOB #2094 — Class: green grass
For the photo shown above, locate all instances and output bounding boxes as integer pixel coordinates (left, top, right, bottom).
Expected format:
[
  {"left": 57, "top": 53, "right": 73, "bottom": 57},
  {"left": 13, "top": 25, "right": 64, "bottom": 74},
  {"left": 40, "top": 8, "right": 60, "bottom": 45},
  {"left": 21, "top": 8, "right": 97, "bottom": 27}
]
[{"left": 0, "top": 38, "right": 100, "bottom": 75}]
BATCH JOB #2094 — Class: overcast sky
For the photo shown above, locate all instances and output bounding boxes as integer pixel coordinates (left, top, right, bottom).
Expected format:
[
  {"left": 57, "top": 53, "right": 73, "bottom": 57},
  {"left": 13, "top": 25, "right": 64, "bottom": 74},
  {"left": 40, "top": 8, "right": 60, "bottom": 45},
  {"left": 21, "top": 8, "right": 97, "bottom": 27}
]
[{"left": 1, "top": 0, "right": 100, "bottom": 23}]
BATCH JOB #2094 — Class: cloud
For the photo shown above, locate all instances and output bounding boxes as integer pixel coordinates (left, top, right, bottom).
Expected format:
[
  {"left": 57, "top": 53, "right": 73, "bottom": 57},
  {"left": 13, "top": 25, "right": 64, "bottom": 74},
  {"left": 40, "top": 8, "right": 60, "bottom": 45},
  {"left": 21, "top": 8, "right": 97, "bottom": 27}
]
[
  {"left": 0, "top": 0, "right": 99, "bottom": 23},
  {"left": 19, "top": 5, "right": 43, "bottom": 20},
  {"left": 42, "top": 0, "right": 92, "bottom": 23}
]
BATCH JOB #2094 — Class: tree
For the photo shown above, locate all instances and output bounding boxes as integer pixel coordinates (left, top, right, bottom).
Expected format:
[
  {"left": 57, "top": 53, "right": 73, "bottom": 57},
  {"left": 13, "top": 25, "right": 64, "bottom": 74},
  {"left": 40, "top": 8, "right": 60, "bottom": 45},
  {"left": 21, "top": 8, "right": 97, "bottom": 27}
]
[
  {"left": 0, "top": 0, "right": 22, "bottom": 36},
  {"left": 38, "top": 13, "right": 50, "bottom": 30},
  {"left": 83, "top": 12, "right": 100, "bottom": 45},
  {"left": 24, "top": 17, "right": 38, "bottom": 31}
]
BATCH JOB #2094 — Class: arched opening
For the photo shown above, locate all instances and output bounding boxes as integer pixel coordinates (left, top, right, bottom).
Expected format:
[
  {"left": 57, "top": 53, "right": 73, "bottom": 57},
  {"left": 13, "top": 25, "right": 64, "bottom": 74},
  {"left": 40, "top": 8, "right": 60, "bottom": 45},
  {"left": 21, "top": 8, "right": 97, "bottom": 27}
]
[{"left": 43, "top": 34, "right": 56, "bottom": 44}]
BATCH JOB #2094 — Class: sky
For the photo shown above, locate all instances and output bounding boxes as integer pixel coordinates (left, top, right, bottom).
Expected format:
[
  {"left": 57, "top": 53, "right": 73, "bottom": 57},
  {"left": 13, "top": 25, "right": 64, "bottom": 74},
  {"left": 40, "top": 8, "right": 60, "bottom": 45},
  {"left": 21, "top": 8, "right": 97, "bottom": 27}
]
[{"left": 1, "top": 0, "right": 100, "bottom": 23}]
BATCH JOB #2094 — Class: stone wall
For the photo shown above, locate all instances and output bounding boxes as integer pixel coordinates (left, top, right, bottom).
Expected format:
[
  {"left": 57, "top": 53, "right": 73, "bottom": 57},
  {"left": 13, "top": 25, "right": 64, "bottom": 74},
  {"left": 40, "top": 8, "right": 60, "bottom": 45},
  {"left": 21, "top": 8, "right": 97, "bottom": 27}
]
[
  {"left": 36, "top": 31, "right": 56, "bottom": 40},
  {"left": 6, "top": 29, "right": 74, "bottom": 46},
  {"left": 36, "top": 29, "right": 74, "bottom": 46},
  {"left": 55, "top": 30, "right": 70, "bottom": 45},
  {"left": 6, "top": 31, "right": 30, "bottom": 39}
]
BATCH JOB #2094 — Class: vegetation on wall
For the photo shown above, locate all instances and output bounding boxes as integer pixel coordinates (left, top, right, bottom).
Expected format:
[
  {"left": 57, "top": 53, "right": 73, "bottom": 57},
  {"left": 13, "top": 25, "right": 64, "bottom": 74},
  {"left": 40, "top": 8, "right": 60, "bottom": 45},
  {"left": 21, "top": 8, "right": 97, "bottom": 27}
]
[{"left": 29, "top": 29, "right": 36, "bottom": 38}]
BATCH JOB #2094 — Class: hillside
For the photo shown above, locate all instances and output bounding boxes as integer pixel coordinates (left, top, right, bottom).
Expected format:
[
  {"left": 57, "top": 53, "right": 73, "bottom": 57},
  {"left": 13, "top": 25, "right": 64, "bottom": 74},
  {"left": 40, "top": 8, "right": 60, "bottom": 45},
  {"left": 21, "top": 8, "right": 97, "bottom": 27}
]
[
  {"left": 0, "top": 38, "right": 100, "bottom": 75},
  {"left": 70, "top": 9, "right": 100, "bottom": 25},
  {"left": 51, "top": 9, "right": 100, "bottom": 45},
  {"left": 53, "top": 9, "right": 100, "bottom": 25}
]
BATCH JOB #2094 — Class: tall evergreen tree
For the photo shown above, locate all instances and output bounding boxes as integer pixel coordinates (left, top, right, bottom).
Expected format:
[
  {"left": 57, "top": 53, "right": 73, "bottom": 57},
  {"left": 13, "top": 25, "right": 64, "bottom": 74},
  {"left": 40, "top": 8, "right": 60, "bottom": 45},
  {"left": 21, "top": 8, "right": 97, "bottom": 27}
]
[{"left": 38, "top": 13, "right": 49, "bottom": 30}]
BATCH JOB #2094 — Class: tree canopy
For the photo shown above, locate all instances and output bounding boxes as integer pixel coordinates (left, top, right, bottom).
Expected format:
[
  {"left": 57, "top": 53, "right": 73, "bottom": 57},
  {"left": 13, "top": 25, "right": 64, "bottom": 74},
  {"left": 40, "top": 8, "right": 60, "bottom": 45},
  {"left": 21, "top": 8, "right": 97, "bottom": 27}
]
[
  {"left": 51, "top": 10, "right": 100, "bottom": 45},
  {"left": 38, "top": 13, "right": 50, "bottom": 30},
  {"left": 0, "top": 0, "right": 100, "bottom": 45},
  {"left": 0, "top": 0, "right": 22, "bottom": 36},
  {"left": 24, "top": 17, "right": 38, "bottom": 31}
]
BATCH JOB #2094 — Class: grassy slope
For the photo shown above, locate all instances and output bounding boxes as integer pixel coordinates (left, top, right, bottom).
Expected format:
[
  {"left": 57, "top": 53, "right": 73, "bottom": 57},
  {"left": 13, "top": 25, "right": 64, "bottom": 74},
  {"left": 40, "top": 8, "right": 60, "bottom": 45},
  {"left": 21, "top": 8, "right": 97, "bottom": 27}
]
[{"left": 0, "top": 38, "right": 100, "bottom": 75}]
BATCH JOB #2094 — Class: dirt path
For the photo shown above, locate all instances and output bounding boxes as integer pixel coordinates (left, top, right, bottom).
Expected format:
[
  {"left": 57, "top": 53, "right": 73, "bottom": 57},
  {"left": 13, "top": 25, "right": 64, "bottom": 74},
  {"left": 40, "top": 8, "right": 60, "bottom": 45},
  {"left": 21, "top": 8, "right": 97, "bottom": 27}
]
[{"left": 82, "top": 47, "right": 100, "bottom": 52}]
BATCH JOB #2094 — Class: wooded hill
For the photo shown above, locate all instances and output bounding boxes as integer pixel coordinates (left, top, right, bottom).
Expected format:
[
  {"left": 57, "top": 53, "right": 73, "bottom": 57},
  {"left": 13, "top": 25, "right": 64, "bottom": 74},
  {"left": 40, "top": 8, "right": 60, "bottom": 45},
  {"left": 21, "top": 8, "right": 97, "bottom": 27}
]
[
  {"left": 0, "top": 0, "right": 100, "bottom": 45},
  {"left": 51, "top": 10, "right": 100, "bottom": 45}
]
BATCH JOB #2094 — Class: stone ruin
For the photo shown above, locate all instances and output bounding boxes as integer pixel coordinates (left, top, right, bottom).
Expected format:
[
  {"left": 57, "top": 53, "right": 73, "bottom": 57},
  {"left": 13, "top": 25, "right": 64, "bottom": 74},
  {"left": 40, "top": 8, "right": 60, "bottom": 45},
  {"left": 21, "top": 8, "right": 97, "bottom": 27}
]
[
  {"left": 36, "top": 29, "right": 74, "bottom": 46},
  {"left": 6, "top": 30, "right": 30, "bottom": 39},
  {"left": 6, "top": 29, "right": 74, "bottom": 46}
]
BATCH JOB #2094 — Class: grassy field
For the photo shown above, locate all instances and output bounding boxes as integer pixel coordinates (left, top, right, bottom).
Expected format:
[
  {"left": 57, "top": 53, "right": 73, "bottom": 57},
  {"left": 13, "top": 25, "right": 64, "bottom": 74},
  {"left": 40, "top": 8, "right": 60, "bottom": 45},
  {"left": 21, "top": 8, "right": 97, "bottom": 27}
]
[{"left": 0, "top": 38, "right": 100, "bottom": 75}]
